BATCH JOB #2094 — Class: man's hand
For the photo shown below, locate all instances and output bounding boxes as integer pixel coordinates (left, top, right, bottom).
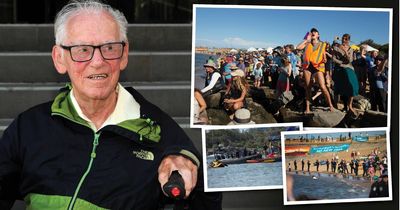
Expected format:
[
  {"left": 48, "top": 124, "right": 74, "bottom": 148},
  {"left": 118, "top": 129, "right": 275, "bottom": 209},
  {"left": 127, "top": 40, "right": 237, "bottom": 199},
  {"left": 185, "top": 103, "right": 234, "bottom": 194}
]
[{"left": 158, "top": 155, "right": 198, "bottom": 198}]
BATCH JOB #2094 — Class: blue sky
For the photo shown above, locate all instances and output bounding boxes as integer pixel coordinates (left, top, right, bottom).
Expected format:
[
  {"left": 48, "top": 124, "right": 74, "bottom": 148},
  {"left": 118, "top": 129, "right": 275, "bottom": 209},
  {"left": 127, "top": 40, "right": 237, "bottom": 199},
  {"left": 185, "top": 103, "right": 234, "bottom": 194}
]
[{"left": 195, "top": 6, "right": 391, "bottom": 49}]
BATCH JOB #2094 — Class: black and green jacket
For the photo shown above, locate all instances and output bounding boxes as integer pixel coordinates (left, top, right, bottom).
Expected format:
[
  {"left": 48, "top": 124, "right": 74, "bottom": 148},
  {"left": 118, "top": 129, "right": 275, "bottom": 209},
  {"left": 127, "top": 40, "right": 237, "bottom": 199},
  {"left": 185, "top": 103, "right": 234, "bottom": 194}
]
[{"left": 0, "top": 86, "right": 200, "bottom": 210}]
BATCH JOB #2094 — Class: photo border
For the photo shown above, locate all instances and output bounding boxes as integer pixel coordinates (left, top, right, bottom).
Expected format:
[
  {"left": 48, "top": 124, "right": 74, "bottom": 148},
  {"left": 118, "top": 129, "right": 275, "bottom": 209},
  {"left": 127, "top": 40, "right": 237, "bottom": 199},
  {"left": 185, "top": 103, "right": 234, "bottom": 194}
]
[
  {"left": 190, "top": 4, "right": 393, "bottom": 129},
  {"left": 202, "top": 122, "right": 303, "bottom": 192},
  {"left": 281, "top": 127, "right": 392, "bottom": 205}
]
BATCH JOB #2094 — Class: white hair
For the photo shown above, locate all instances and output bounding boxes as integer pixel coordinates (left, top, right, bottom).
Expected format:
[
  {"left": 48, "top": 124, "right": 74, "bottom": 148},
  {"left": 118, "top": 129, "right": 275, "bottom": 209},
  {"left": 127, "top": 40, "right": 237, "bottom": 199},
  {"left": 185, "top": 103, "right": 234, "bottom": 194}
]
[{"left": 54, "top": 0, "right": 128, "bottom": 44}]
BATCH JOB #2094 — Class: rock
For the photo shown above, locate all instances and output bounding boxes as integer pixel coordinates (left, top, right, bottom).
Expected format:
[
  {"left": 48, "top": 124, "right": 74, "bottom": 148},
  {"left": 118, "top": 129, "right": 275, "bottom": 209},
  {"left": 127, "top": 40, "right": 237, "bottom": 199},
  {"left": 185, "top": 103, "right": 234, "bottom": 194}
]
[
  {"left": 353, "top": 95, "right": 371, "bottom": 111},
  {"left": 204, "top": 92, "right": 223, "bottom": 108},
  {"left": 308, "top": 107, "right": 346, "bottom": 127},
  {"left": 261, "top": 87, "right": 276, "bottom": 100},
  {"left": 246, "top": 99, "right": 277, "bottom": 124},
  {"left": 278, "top": 91, "right": 294, "bottom": 105},
  {"left": 268, "top": 91, "right": 294, "bottom": 114},
  {"left": 358, "top": 110, "right": 387, "bottom": 127},
  {"left": 206, "top": 108, "right": 230, "bottom": 125},
  {"left": 279, "top": 107, "right": 345, "bottom": 127},
  {"left": 278, "top": 108, "right": 307, "bottom": 123}
]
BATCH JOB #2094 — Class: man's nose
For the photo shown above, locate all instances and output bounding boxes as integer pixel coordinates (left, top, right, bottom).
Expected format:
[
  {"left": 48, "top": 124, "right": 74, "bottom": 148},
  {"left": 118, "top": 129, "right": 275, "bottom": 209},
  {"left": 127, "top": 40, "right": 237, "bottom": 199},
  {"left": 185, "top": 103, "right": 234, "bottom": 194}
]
[{"left": 91, "top": 47, "right": 105, "bottom": 63}]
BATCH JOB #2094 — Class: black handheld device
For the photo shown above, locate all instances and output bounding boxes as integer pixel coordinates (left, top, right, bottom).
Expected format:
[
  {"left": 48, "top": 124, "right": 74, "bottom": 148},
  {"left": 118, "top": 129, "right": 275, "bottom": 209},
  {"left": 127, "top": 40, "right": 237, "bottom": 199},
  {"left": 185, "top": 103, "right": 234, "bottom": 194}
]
[{"left": 163, "top": 170, "right": 185, "bottom": 200}]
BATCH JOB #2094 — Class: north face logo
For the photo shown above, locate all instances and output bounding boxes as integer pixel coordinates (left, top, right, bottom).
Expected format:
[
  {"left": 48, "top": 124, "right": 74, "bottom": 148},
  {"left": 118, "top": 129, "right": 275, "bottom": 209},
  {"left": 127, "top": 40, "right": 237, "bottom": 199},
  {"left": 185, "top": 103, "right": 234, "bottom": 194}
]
[{"left": 132, "top": 149, "right": 154, "bottom": 161}]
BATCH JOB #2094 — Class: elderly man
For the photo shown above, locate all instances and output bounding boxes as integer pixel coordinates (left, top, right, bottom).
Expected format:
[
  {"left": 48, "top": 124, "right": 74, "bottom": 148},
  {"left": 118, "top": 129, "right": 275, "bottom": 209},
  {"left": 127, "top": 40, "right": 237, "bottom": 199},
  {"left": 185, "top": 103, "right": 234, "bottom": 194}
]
[{"left": 0, "top": 1, "right": 219, "bottom": 209}]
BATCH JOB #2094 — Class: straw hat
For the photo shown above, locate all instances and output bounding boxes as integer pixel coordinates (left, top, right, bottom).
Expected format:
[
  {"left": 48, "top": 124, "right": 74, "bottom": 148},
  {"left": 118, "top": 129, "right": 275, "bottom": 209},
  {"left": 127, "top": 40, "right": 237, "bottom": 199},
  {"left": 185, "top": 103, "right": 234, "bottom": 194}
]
[{"left": 230, "top": 69, "right": 245, "bottom": 77}]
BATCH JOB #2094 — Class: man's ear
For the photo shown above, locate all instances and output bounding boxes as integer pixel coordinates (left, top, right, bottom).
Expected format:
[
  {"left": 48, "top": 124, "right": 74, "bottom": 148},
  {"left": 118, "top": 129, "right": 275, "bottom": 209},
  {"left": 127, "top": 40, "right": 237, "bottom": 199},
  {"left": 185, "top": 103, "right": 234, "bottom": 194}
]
[
  {"left": 52, "top": 45, "right": 68, "bottom": 74},
  {"left": 119, "top": 42, "right": 129, "bottom": 71}
]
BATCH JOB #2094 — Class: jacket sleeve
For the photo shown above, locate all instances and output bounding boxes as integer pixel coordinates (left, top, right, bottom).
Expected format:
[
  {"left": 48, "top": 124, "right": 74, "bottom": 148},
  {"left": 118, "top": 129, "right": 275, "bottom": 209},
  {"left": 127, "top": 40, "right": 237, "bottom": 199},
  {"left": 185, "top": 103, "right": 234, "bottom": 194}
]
[
  {"left": 158, "top": 114, "right": 200, "bottom": 167},
  {"left": 0, "top": 118, "right": 22, "bottom": 209}
]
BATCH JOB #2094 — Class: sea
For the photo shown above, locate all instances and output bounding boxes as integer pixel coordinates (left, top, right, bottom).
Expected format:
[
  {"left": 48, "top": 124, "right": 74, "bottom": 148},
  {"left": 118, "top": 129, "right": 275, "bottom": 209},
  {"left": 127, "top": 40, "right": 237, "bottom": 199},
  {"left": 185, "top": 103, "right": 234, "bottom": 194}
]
[
  {"left": 194, "top": 53, "right": 218, "bottom": 90},
  {"left": 207, "top": 162, "right": 282, "bottom": 189},
  {"left": 290, "top": 172, "right": 371, "bottom": 200}
]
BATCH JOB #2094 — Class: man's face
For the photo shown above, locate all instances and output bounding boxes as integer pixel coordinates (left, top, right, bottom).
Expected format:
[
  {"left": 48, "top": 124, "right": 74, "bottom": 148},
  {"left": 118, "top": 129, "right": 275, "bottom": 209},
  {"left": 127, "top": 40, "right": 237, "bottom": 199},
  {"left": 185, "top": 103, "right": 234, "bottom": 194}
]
[
  {"left": 311, "top": 31, "right": 319, "bottom": 40},
  {"left": 372, "top": 51, "right": 378, "bottom": 58},
  {"left": 52, "top": 11, "right": 129, "bottom": 102},
  {"left": 205, "top": 67, "right": 214, "bottom": 73},
  {"left": 342, "top": 36, "right": 350, "bottom": 45}
]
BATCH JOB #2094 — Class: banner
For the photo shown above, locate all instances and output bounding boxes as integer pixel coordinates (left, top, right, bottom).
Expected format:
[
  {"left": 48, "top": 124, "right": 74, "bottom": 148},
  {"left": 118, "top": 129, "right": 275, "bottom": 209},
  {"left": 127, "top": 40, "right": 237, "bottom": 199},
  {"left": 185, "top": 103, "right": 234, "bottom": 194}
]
[
  {"left": 352, "top": 136, "right": 368, "bottom": 142},
  {"left": 309, "top": 144, "right": 350, "bottom": 154}
]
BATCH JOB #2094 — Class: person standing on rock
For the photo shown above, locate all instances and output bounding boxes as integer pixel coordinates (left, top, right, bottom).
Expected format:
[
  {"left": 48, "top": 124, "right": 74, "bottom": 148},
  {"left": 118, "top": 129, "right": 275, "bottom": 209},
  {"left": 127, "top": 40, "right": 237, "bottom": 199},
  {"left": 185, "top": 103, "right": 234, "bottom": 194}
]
[
  {"left": 296, "top": 28, "right": 334, "bottom": 113},
  {"left": 331, "top": 33, "right": 359, "bottom": 115}
]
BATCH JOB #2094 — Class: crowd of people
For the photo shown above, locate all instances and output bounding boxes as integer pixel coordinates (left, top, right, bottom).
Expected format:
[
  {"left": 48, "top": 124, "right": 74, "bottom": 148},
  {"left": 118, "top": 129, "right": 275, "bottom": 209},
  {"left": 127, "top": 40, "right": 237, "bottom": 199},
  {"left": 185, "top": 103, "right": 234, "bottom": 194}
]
[
  {"left": 287, "top": 148, "right": 387, "bottom": 176},
  {"left": 197, "top": 27, "right": 389, "bottom": 122},
  {"left": 286, "top": 147, "right": 389, "bottom": 198}
]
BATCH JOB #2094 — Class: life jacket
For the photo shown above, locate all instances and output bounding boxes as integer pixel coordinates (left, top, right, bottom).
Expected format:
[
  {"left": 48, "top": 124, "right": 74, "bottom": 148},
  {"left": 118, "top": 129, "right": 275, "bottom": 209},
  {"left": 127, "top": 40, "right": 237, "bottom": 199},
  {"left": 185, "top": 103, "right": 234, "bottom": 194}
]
[{"left": 302, "top": 42, "right": 326, "bottom": 72}]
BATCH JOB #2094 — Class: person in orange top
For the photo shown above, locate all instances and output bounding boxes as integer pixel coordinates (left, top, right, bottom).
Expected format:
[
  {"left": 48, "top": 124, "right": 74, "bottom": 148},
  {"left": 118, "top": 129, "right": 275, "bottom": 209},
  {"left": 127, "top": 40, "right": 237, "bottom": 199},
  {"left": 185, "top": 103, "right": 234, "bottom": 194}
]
[{"left": 297, "top": 28, "right": 334, "bottom": 113}]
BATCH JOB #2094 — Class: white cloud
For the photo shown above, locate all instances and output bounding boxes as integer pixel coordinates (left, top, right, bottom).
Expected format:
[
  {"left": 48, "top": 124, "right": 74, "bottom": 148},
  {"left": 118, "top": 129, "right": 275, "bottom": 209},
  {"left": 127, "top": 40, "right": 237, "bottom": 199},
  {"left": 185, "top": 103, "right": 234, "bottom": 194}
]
[
  {"left": 196, "top": 37, "right": 279, "bottom": 49},
  {"left": 196, "top": 38, "right": 220, "bottom": 47},
  {"left": 222, "top": 37, "right": 276, "bottom": 49}
]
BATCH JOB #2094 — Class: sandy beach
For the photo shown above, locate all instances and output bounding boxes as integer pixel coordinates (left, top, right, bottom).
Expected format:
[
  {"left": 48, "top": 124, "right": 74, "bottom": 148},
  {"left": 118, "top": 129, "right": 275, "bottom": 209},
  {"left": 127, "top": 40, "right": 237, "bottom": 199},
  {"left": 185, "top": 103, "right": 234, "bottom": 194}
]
[{"left": 285, "top": 137, "right": 387, "bottom": 175}]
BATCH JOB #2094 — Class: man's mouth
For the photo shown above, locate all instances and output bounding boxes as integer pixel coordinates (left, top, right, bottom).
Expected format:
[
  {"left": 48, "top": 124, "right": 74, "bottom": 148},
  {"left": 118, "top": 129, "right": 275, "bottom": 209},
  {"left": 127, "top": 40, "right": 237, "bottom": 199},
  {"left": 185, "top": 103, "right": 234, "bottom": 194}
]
[{"left": 87, "top": 74, "right": 108, "bottom": 80}]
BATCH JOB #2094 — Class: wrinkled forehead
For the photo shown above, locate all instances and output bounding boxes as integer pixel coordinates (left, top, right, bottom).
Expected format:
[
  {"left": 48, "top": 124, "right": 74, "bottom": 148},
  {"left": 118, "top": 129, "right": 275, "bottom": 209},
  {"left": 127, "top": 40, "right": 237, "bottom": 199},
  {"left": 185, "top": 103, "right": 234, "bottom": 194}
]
[{"left": 64, "top": 11, "right": 120, "bottom": 44}]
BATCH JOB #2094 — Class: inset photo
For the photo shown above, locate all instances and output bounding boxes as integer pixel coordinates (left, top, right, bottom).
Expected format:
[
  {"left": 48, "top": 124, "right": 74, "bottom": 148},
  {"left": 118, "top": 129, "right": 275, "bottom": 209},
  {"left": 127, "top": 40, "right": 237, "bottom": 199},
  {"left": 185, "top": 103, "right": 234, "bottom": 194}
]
[
  {"left": 281, "top": 128, "right": 392, "bottom": 205},
  {"left": 191, "top": 5, "right": 392, "bottom": 128},
  {"left": 202, "top": 123, "right": 302, "bottom": 192}
]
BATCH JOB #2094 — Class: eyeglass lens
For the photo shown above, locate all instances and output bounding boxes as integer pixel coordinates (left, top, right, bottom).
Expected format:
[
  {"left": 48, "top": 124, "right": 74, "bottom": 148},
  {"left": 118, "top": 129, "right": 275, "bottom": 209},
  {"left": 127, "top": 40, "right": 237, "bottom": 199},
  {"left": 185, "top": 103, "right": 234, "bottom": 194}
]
[{"left": 70, "top": 43, "right": 124, "bottom": 61}]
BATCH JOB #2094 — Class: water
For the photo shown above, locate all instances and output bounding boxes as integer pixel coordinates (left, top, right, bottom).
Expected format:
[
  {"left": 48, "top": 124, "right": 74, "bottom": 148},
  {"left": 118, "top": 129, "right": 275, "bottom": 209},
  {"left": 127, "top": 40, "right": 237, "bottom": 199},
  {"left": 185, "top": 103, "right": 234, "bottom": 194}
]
[
  {"left": 207, "top": 162, "right": 282, "bottom": 189},
  {"left": 194, "top": 53, "right": 218, "bottom": 90},
  {"left": 290, "top": 172, "right": 370, "bottom": 200}
]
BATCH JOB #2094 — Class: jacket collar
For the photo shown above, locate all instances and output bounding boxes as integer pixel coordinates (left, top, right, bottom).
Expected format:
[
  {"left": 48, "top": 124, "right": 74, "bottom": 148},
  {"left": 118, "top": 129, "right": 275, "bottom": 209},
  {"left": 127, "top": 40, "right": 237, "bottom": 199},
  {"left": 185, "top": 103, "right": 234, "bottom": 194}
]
[{"left": 51, "top": 84, "right": 161, "bottom": 143}]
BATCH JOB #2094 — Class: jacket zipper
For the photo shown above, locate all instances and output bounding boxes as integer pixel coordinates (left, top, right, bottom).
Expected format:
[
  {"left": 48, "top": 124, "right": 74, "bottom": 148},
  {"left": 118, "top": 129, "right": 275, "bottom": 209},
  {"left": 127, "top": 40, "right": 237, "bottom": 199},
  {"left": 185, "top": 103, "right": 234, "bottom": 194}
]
[{"left": 67, "top": 132, "right": 101, "bottom": 210}]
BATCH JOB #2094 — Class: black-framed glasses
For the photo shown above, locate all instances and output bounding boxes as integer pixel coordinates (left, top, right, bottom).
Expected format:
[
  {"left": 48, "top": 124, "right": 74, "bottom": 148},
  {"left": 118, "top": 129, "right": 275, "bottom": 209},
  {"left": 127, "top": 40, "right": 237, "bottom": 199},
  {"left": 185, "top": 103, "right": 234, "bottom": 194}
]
[{"left": 60, "top": 41, "right": 126, "bottom": 62}]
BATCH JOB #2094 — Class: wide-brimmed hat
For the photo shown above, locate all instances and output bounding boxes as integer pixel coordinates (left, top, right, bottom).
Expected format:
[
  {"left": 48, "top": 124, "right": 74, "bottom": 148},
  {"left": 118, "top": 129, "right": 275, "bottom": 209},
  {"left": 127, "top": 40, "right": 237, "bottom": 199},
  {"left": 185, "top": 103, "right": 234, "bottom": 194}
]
[
  {"left": 230, "top": 69, "right": 245, "bottom": 77},
  {"left": 203, "top": 60, "right": 217, "bottom": 69},
  {"left": 228, "top": 108, "right": 255, "bottom": 125},
  {"left": 258, "top": 56, "right": 265, "bottom": 61}
]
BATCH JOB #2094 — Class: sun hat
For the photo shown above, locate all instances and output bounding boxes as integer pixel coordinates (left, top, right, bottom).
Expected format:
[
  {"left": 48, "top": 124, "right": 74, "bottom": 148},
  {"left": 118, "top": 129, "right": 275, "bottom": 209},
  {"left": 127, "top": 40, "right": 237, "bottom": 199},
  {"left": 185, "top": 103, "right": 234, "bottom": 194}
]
[
  {"left": 230, "top": 69, "right": 245, "bottom": 77},
  {"left": 203, "top": 60, "right": 217, "bottom": 69},
  {"left": 228, "top": 108, "right": 255, "bottom": 125}
]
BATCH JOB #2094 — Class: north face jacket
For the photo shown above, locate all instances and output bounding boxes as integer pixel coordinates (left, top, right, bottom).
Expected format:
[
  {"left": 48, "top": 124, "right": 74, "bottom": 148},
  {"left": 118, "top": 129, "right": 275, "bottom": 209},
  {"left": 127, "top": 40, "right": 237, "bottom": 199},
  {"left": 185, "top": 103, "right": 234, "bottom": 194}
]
[{"left": 0, "top": 86, "right": 201, "bottom": 210}]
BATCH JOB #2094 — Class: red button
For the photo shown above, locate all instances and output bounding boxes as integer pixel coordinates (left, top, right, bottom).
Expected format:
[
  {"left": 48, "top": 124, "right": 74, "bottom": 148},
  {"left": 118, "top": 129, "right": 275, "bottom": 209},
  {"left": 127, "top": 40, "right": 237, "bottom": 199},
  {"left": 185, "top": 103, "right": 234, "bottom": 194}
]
[{"left": 171, "top": 187, "right": 181, "bottom": 197}]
